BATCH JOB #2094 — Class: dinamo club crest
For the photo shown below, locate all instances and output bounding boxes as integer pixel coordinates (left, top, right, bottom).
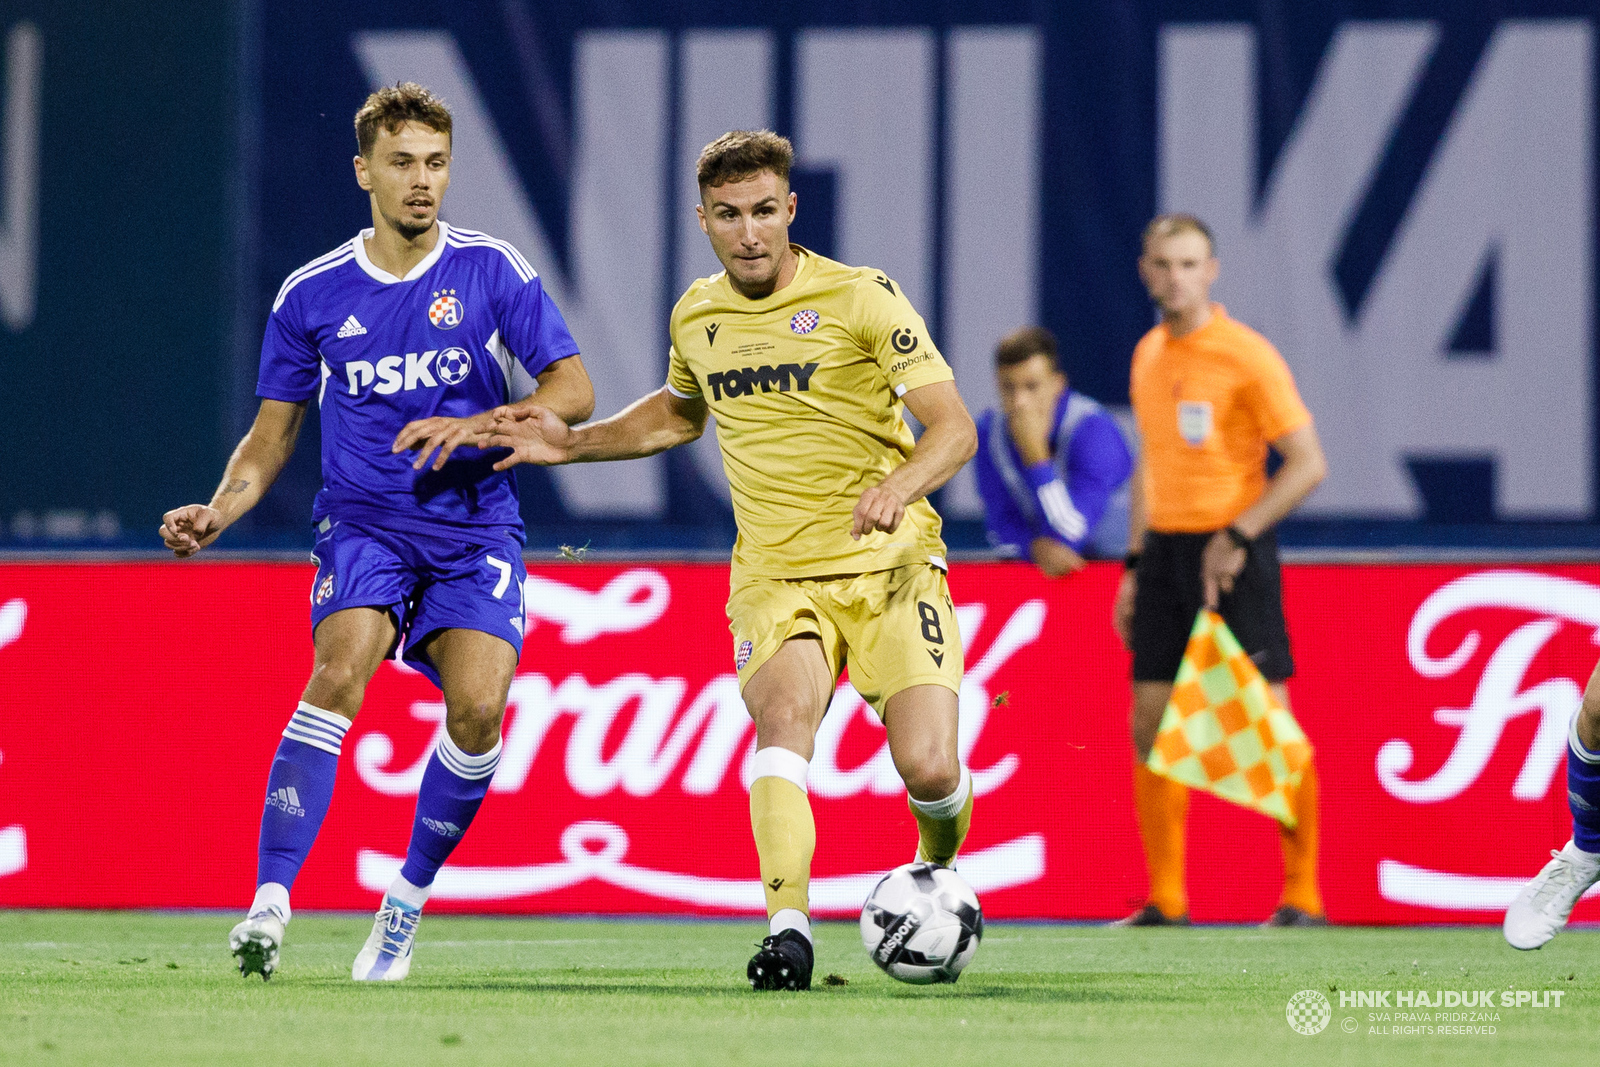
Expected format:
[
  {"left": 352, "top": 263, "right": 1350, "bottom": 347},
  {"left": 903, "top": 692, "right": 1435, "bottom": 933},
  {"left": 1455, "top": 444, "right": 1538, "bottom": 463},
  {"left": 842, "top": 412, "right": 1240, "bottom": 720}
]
[
  {"left": 428, "top": 289, "right": 464, "bottom": 329},
  {"left": 315, "top": 573, "right": 335, "bottom": 606}
]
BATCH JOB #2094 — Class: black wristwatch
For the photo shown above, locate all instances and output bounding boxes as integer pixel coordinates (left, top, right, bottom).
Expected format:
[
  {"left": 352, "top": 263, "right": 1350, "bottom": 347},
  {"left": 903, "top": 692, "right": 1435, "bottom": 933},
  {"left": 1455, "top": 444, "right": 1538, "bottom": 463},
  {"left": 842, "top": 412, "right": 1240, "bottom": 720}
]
[{"left": 1224, "top": 525, "right": 1253, "bottom": 550}]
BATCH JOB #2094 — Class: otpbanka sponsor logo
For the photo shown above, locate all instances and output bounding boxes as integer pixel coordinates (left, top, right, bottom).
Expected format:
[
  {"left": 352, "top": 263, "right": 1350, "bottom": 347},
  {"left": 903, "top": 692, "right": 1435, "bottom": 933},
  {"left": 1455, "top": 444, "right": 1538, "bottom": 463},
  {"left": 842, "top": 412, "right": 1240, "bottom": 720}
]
[
  {"left": 0, "top": 597, "right": 28, "bottom": 880},
  {"left": 1377, "top": 571, "right": 1600, "bottom": 910},
  {"left": 1307, "top": 987, "right": 1569, "bottom": 1037},
  {"left": 349, "top": 569, "right": 1046, "bottom": 911}
]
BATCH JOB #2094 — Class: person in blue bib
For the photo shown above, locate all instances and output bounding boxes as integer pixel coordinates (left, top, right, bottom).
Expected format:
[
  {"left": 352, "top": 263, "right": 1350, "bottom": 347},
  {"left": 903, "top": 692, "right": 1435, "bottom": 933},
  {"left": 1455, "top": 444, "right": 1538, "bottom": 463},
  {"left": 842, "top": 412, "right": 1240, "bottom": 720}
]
[
  {"left": 159, "top": 82, "right": 593, "bottom": 982},
  {"left": 973, "top": 327, "right": 1133, "bottom": 575}
]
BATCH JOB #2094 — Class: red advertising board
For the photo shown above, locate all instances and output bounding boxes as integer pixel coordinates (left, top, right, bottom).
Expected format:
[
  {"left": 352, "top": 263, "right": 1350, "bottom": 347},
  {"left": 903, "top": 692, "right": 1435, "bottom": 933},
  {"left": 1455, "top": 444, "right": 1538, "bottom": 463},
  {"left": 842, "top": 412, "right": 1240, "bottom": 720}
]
[{"left": 0, "top": 560, "right": 1594, "bottom": 923}]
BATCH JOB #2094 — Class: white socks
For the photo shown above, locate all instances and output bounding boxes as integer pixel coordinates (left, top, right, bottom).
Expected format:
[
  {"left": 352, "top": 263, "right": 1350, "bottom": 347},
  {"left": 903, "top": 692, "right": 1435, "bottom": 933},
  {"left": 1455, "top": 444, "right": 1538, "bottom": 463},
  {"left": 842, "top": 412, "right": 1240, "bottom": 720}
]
[
  {"left": 386, "top": 873, "right": 432, "bottom": 910},
  {"left": 908, "top": 766, "right": 972, "bottom": 820},
  {"left": 436, "top": 730, "right": 503, "bottom": 780},
  {"left": 770, "top": 908, "right": 812, "bottom": 941},
  {"left": 250, "top": 881, "right": 291, "bottom": 923},
  {"left": 750, "top": 746, "right": 810, "bottom": 792},
  {"left": 282, "top": 702, "right": 351, "bottom": 756}
]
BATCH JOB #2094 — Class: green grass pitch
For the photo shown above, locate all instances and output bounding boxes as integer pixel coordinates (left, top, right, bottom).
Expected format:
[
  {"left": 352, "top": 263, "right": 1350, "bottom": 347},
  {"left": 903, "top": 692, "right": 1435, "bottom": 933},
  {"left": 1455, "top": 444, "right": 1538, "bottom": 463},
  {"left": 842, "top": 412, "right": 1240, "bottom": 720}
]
[{"left": 0, "top": 912, "right": 1594, "bottom": 1066}]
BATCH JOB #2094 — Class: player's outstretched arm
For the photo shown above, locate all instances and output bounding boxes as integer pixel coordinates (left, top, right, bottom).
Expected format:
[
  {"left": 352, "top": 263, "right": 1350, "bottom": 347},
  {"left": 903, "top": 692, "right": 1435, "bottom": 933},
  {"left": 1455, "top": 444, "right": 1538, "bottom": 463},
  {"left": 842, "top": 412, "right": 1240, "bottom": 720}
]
[
  {"left": 393, "top": 355, "right": 597, "bottom": 471},
  {"left": 486, "top": 386, "right": 707, "bottom": 470},
  {"left": 159, "top": 399, "right": 307, "bottom": 558},
  {"left": 851, "top": 380, "right": 977, "bottom": 540},
  {"left": 523, "top": 354, "right": 596, "bottom": 425}
]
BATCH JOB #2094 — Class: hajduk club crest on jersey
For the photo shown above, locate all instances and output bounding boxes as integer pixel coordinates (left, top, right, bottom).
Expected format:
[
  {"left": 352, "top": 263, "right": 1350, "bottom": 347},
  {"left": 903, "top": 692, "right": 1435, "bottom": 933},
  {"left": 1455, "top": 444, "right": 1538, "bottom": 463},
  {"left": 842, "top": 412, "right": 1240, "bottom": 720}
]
[
  {"left": 789, "top": 309, "right": 820, "bottom": 335},
  {"left": 429, "top": 288, "right": 464, "bottom": 329}
]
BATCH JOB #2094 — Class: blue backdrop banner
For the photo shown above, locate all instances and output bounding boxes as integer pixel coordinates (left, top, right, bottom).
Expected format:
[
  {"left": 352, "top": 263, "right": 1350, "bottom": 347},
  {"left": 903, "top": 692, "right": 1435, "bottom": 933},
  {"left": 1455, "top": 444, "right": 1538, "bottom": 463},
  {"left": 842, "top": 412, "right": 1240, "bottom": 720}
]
[
  {"left": 240, "top": 2, "right": 1600, "bottom": 550},
  {"left": 0, "top": 1, "right": 237, "bottom": 549}
]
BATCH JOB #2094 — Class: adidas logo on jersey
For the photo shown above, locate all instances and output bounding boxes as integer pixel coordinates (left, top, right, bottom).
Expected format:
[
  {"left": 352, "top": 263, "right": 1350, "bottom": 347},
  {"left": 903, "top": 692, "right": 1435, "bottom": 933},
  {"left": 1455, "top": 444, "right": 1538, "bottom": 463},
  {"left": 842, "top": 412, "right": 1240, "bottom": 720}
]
[
  {"left": 706, "top": 362, "right": 819, "bottom": 401},
  {"left": 337, "top": 315, "right": 368, "bottom": 338},
  {"left": 267, "top": 786, "right": 306, "bottom": 817}
]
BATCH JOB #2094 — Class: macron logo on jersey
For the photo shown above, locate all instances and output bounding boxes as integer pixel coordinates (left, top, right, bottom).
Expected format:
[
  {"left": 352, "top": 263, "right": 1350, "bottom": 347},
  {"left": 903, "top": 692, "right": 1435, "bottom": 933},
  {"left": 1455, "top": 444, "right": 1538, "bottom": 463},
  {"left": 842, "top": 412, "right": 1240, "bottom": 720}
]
[
  {"left": 345, "top": 348, "right": 472, "bottom": 395},
  {"left": 336, "top": 315, "right": 368, "bottom": 338}
]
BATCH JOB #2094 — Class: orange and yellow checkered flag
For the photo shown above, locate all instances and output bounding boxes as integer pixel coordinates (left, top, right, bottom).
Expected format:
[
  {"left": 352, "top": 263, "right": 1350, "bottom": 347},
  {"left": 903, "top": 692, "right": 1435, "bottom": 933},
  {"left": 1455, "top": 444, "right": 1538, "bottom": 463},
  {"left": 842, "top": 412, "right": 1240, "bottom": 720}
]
[{"left": 1146, "top": 609, "right": 1312, "bottom": 827}]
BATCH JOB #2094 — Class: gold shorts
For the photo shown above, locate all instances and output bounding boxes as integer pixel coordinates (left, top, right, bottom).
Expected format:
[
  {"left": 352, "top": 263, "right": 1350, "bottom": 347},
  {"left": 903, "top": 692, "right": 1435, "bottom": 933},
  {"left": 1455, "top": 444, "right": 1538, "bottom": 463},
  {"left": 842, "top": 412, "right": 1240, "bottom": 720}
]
[{"left": 727, "top": 563, "right": 963, "bottom": 717}]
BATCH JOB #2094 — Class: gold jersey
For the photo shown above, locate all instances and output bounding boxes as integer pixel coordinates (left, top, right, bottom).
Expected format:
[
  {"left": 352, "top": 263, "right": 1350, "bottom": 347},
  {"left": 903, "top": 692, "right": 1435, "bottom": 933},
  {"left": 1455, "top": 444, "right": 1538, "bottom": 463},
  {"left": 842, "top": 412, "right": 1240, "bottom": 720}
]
[{"left": 666, "top": 247, "right": 955, "bottom": 581}]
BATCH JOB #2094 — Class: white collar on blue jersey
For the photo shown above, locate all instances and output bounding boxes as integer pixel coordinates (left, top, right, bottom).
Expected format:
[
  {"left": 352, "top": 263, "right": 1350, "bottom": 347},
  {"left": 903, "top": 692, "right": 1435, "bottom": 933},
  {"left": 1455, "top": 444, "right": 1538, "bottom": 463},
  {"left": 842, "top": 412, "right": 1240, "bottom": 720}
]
[{"left": 352, "top": 220, "right": 451, "bottom": 283}]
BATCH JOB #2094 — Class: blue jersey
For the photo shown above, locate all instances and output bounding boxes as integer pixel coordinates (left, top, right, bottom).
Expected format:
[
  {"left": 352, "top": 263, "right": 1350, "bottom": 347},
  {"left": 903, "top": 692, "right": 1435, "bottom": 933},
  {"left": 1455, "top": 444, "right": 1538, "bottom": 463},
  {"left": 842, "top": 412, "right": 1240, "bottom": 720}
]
[
  {"left": 257, "top": 222, "right": 579, "bottom": 543},
  {"left": 975, "top": 389, "right": 1134, "bottom": 557}
]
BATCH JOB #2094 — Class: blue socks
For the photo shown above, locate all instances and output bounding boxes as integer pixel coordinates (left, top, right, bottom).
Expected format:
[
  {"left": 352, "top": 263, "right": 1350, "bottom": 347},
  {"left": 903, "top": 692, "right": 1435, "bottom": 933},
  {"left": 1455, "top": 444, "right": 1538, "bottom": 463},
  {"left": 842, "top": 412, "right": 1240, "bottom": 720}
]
[
  {"left": 252, "top": 703, "right": 500, "bottom": 916},
  {"left": 397, "top": 732, "right": 502, "bottom": 893},
  {"left": 1569, "top": 716, "right": 1600, "bottom": 855},
  {"left": 255, "top": 703, "right": 350, "bottom": 905}
]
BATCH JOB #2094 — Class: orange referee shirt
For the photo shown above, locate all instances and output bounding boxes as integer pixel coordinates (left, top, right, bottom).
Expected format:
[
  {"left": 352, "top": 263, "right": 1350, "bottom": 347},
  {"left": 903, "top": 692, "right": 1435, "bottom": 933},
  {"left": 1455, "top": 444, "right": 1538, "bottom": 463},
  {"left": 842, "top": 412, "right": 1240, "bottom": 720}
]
[{"left": 1130, "top": 305, "right": 1312, "bottom": 533}]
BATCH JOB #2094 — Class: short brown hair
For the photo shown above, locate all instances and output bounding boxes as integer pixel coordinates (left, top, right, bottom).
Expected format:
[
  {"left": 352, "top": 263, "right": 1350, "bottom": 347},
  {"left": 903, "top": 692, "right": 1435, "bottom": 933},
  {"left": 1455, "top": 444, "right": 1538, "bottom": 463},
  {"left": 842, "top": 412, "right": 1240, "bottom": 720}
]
[
  {"left": 696, "top": 130, "right": 794, "bottom": 192},
  {"left": 995, "top": 326, "right": 1061, "bottom": 372},
  {"left": 1142, "top": 213, "right": 1215, "bottom": 255},
  {"left": 355, "top": 82, "right": 453, "bottom": 157}
]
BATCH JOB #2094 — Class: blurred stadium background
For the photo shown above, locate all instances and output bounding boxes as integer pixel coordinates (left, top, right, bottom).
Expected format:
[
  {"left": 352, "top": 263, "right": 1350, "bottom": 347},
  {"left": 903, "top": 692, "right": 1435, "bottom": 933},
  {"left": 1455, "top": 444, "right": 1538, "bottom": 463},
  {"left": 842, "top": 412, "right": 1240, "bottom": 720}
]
[{"left": 3, "top": 0, "right": 1600, "bottom": 930}]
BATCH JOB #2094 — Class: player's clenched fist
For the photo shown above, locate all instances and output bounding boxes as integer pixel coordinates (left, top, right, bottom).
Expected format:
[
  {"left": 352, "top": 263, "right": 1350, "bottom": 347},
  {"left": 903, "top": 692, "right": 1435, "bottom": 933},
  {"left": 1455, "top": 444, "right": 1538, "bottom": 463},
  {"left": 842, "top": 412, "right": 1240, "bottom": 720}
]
[
  {"left": 850, "top": 484, "right": 907, "bottom": 540},
  {"left": 160, "top": 505, "right": 224, "bottom": 558},
  {"left": 485, "top": 406, "right": 572, "bottom": 469},
  {"left": 1200, "top": 529, "right": 1247, "bottom": 610}
]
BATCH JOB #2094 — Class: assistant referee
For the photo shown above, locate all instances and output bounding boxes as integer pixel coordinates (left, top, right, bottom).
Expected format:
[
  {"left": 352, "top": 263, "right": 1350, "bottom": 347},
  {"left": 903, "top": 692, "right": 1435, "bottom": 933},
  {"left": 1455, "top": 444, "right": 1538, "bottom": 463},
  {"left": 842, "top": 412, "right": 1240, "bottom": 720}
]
[{"left": 1113, "top": 214, "right": 1329, "bottom": 926}]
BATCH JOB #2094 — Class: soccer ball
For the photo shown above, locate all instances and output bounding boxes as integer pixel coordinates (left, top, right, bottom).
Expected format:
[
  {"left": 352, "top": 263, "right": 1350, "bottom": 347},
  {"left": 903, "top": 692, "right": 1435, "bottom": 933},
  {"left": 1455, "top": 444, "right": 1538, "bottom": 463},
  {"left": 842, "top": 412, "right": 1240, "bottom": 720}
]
[
  {"left": 860, "top": 862, "right": 983, "bottom": 984},
  {"left": 435, "top": 346, "right": 472, "bottom": 385}
]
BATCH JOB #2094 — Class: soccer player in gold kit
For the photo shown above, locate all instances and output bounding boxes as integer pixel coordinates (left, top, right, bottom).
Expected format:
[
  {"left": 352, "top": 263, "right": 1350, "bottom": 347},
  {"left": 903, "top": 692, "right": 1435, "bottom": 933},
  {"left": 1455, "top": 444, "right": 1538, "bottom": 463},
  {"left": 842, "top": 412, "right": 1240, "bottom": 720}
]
[{"left": 485, "top": 131, "right": 978, "bottom": 990}]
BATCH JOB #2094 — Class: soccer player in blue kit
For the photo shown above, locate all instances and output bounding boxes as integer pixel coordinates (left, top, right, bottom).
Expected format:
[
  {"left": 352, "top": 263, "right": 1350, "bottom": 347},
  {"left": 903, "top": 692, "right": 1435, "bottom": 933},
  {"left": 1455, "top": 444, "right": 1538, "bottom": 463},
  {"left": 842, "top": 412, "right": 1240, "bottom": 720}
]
[
  {"left": 973, "top": 326, "right": 1133, "bottom": 573},
  {"left": 159, "top": 83, "right": 594, "bottom": 981}
]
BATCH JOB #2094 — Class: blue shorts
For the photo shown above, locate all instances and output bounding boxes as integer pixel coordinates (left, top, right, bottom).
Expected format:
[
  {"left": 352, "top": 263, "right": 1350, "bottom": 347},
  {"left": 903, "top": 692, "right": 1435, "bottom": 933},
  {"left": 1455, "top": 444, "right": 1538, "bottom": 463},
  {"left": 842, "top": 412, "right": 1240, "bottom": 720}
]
[{"left": 308, "top": 520, "right": 527, "bottom": 690}]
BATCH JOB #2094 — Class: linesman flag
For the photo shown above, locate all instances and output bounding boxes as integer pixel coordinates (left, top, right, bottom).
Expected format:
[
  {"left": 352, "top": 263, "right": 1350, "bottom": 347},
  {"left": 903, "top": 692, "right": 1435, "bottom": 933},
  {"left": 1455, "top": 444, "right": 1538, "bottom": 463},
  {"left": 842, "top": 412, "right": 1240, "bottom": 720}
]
[{"left": 1145, "top": 609, "right": 1312, "bottom": 827}]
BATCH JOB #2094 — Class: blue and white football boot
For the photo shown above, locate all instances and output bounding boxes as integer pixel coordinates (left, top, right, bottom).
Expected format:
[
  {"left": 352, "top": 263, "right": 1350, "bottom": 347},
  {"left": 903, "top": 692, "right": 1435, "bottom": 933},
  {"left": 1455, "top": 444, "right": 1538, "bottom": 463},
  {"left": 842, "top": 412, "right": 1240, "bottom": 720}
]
[
  {"left": 229, "top": 908, "right": 287, "bottom": 980},
  {"left": 351, "top": 895, "right": 421, "bottom": 981}
]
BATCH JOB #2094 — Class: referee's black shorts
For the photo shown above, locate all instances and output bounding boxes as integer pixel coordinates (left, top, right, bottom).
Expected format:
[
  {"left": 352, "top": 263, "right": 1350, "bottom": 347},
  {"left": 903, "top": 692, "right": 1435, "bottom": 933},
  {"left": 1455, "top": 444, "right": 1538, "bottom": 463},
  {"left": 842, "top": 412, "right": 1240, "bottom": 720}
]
[{"left": 1130, "top": 528, "right": 1295, "bottom": 683}]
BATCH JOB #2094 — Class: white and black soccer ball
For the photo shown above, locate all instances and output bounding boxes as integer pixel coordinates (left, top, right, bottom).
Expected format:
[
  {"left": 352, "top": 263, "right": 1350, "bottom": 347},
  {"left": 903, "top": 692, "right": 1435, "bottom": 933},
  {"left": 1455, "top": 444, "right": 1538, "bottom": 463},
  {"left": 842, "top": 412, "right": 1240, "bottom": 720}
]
[
  {"left": 435, "top": 346, "right": 472, "bottom": 385},
  {"left": 860, "top": 862, "right": 983, "bottom": 984}
]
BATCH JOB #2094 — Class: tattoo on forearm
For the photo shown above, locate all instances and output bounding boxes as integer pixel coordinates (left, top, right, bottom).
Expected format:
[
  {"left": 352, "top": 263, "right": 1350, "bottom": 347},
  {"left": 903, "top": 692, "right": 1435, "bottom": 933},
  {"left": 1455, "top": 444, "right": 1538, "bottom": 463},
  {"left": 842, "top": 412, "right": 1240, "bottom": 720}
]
[{"left": 222, "top": 479, "right": 251, "bottom": 494}]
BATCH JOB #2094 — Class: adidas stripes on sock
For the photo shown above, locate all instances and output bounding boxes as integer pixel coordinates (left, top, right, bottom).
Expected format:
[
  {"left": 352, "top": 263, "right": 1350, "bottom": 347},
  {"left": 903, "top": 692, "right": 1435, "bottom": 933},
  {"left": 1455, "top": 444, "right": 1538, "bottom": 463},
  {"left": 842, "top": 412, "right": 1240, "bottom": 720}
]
[
  {"left": 255, "top": 702, "right": 350, "bottom": 900},
  {"left": 398, "top": 731, "right": 502, "bottom": 890}
]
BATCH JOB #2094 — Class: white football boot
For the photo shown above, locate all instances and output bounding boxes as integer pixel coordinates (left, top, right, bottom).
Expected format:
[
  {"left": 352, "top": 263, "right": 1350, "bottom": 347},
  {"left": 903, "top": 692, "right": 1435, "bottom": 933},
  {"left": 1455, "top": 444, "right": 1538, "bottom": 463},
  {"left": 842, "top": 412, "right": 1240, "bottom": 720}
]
[
  {"left": 229, "top": 909, "right": 287, "bottom": 980},
  {"left": 1504, "top": 840, "right": 1600, "bottom": 950},
  {"left": 351, "top": 896, "right": 421, "bottom": 981}
]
